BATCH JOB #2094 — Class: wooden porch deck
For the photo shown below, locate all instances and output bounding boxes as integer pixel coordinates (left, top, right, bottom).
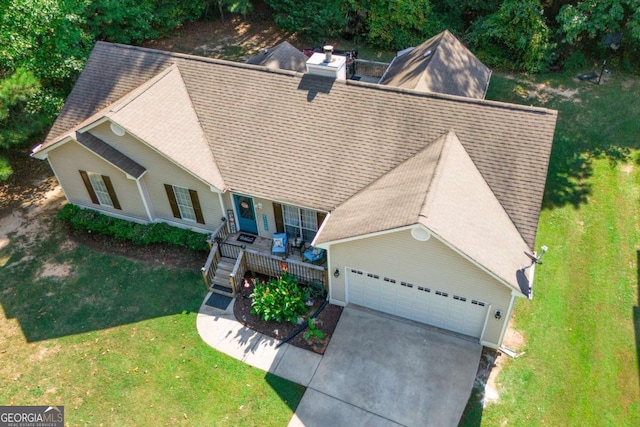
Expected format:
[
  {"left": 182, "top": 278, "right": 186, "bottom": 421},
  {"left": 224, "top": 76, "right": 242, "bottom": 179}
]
[
  {"left": 201, "top": 220, "right": 328, "bottom": 297},
  {"left": 222, "top": 232, "right": 320, "bottom": 265}
]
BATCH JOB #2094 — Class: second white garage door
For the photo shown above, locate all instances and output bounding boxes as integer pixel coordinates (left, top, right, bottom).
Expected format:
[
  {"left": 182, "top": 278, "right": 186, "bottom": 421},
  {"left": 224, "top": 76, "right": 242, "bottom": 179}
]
[{"left": 347, "top": 268, "right": 489, "bottom": 338}]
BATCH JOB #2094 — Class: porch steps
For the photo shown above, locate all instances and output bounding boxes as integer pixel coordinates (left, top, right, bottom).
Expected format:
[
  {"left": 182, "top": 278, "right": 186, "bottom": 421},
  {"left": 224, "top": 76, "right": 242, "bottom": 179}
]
[{"left": 209, "top": 259, "right": 237, "bottom": 297}]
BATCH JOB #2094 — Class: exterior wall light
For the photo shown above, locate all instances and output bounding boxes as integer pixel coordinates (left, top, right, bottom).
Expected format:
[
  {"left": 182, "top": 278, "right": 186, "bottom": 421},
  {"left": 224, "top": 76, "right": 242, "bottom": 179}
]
[
  {"left": 495, "top": 309, "right": 502, "bottom": 320},
  {"left": 333, "top": 268, "right": 340, "bottom": 278}
]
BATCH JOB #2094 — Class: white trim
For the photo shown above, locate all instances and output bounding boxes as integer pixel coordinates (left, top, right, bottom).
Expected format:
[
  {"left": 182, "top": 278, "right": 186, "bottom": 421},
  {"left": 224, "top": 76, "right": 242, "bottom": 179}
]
[
  {"left": 427, "top": 228, "right": 527, "bottom": 297},
  {"left": 327, "top": 248, "right": 335, "bottom": 303},
  {"left": 497, "top": 295, "right": 516, "bottom": 347},
  {"left": 320, "top": 223, "right": 525, "bottom": 296},
  {"left": 230, "top": 191, "right": 324, "bottom": 216},
  {"left": 479, "top": 302, "right": 491, "bottom": 345},
  {"left": 217, "top": 192, "right": 226, "bottom": 219},
  {"left": 136, "top": 177, "right": 153, "bottom": 222},
  {"left": 78, "top": 116, "right": 110, "bottom": 134},
  {"left": 73, "top": 138, "right": 145, "bottom": 178},
  {"left": 311, "top": 212, "right": 331, "bottom": 247},
  {"left": 480, "top": 340, "right": 500, "bottom": 350},
  {"left": 31, "top": 135, "right": 74, "bottom": 159},
  {"left": 527, "top": 253, "right": 537, "bottom": 300},
  {"left": 329, "top": 298, "right": 346, "bottom": 307},
  {"left": 314, "top": 224, "right": 416, "bottom": 249}
]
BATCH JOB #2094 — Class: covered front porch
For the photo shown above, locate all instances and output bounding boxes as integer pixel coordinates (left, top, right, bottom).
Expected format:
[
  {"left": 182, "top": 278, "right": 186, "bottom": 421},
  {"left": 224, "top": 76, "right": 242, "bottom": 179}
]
[{"left": 201, "top": 219, "right": 328, "bottom": 297}]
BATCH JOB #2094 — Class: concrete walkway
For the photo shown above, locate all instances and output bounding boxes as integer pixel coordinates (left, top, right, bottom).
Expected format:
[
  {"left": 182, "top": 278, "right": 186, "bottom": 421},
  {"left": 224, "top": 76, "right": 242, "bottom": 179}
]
[
  {"left": 196, "top": 292, "right": 323, "bottom": 386},
  {"left": 197, "top": 293, "right": 481, "bottom": 427}
]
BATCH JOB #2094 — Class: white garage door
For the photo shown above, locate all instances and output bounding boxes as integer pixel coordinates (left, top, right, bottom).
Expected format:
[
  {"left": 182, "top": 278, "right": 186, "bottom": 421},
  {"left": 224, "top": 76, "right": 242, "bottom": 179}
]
[{"left": 347, "top": 268, "right": 488, "bottom": 338}]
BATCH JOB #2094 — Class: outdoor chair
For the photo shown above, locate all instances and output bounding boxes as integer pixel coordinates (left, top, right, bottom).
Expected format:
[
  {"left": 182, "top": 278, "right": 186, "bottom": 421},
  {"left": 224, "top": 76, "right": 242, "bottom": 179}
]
[
  {"left": 303, "top": 246, "right": 326, "bottom": 265},
  {"left": 272, "top": 233, "right": 288, "bottom": 256}
]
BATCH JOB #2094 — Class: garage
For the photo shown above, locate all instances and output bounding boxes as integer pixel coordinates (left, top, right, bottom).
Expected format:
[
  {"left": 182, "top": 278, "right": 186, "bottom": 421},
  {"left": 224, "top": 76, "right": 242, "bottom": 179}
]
[{"left": 347, "top": 268, "right": 489, "bottom": 338}]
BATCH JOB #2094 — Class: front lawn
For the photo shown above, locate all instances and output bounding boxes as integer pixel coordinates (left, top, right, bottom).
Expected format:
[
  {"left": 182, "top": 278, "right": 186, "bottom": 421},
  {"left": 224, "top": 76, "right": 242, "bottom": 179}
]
[
  {"left": 461, "top": 73, "right": 640, "bottom": 425},
  {"left": 0, "top": 212, "right": 304, "bottom": 425}
]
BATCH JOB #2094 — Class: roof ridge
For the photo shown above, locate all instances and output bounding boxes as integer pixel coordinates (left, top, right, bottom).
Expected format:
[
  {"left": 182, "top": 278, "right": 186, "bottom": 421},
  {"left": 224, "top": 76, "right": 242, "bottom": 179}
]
[
  {"left": 109, "top": 64, "right": 177, "bottom": 113},
  {"left": 171, "top": 65, "right": 227, "bottom": 190},
  {"left": 419, "top": 131, "right": 456, "bottom": 220},
  {"left": 100, "top": 41, "right": 556, "bottom": 117}
]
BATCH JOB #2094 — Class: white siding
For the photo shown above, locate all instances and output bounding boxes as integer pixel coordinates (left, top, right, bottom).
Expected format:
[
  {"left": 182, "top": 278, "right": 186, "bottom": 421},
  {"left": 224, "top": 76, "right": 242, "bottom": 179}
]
[
  {"left": 90, "top": 123, "right": 223, "bottom": 231},
  {"left": 329, "top": 229, "right": 513, "bottom": 346},
  {"left": 48, "top": 141, "right": 148, "bottom": 220}
]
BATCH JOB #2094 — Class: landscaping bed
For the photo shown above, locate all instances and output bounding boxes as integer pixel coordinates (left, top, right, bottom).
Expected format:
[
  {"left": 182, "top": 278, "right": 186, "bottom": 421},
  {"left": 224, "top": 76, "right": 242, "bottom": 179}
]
[
  {"left": 66, "top": 226, "right": 208, "bottom": 271},
  {"left": 233, "top": 274, "right": 343, "bottom": 355}
]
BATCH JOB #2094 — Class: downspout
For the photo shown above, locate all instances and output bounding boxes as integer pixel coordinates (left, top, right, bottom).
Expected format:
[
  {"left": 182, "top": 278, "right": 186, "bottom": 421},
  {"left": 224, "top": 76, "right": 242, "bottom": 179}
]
[
  {"left": 135, "top": 173, "right": 153, "bottom": 222},
  {"left": 217, "top": 191, "right": 226, "bottom": 220},
  {"left": 497, "top": 295, "right": 516, "bottom": 347}
]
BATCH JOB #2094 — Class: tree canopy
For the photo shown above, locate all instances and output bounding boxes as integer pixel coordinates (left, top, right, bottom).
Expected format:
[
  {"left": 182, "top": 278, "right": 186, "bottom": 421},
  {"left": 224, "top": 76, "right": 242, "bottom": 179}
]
[
  {"left": 0, "top": 0, "right": 206, "bottom": 180},
  {"left": 1, "top": 0, "right": 638, "bottom": 182}
]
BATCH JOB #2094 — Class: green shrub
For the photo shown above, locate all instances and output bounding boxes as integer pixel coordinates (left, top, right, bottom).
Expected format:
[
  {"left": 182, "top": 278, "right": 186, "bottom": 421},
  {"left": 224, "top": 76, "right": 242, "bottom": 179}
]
[
  {"left": 563, "top": 50, "right": 587, "bottom": 72},
  {"left": 57, "top": 204, "right": 208, "bottom": 251},
  {"left": 250, "top": 273, "right": 310, "bottom": 323}
]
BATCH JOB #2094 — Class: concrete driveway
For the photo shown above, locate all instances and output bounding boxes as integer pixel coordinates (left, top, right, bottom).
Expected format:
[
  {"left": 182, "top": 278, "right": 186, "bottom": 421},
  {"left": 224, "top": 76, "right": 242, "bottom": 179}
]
[{"left": 289, "top": 306, "right": 482, "bottom": 427}]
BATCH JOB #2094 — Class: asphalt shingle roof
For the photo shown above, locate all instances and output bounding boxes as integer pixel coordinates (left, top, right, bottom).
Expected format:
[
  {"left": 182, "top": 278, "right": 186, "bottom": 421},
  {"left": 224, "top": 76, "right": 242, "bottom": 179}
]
[
  {"left": 39, "top": 42, "right": 557, "bottom": 251},
  {"left": 75, "top": 131, "right": 146, "bottom": 179},
  {"left": 246, "top": 41, "right": 308, "bottom": 73},
  {"left": 379, "top": 30, "right": 492, "bottom": 99},
  {"left": 317, "top": 131, "right": 532, "bottom": 292}
]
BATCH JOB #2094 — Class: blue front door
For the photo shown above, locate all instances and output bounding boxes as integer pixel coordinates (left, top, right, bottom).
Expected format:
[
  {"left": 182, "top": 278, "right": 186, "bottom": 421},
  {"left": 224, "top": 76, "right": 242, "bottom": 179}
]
[{"left": 233, "top": 195, "right": 258, "bottom": 234}]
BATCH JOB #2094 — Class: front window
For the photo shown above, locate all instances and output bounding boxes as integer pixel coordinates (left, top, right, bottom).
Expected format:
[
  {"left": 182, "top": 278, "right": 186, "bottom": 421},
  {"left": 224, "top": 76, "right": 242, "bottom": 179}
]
[
  {"left": 173, "top": 186, "right": 196, "bottom": 222},
  {"left": 88, "top": 173, "right": 114, "bottom": 207},
  {"left": 283, "top": 205, "right": 318, "bottom": 242}
]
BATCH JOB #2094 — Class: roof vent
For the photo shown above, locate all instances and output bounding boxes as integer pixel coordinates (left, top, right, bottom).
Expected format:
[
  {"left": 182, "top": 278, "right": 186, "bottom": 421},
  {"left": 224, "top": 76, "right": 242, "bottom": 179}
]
[
  {"left": 423, "top": 49, "right": 433, "bottom": 58},
  {"left": 411, "top": 227, "right": 431, "bottom": 241},
  {"left": 110, "top": 122, "right": 125, "bottom": 137},
  {"left": 323, "top": 45, "right": 333, "bottom": 63}
]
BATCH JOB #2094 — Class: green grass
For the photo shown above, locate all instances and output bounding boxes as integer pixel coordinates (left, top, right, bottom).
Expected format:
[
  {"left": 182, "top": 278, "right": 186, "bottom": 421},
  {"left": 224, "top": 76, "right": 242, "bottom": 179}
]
[
  {"left": 0, "top": 223, "right": 304, "bottom": 425},
  {"left": 460, "top": 73, "right": 640, "bottom": 425}
]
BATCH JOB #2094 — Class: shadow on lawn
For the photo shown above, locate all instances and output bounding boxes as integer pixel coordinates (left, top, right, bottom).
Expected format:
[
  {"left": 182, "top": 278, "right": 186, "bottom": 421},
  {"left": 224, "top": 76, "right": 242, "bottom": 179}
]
[
  {"left": 0, "top": 235, "right": 207, "bottom": 342},
  {"left": 487, "top": 74, "right": 639, "bottom": 211},
  {"left": 635, "top": 251, "right": 640, "bottom": 390}
]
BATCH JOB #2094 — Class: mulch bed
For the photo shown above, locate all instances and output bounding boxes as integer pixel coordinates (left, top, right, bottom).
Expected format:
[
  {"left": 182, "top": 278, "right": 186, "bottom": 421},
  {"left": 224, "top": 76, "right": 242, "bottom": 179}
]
[
  {"left": 233, "top": 274, "right": 343, "bottom": 355},
  {"left": 66, "top": 227, "right": 208, "bottom": 270}
]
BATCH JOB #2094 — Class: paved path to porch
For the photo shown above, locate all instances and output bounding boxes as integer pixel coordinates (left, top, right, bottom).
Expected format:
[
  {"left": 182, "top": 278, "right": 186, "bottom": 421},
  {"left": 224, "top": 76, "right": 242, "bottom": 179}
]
[
  {"left": 196, "top": 293, "right": 323, "bottom": 386},
  {"left": 197, "top": 294, "right": 481, "bottom": 427}
]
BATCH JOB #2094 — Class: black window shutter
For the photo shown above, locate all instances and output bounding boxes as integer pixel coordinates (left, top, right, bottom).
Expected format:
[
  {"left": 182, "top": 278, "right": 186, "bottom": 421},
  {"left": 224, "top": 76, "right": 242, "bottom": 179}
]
[
  {"left": 79, "top": 170, "right": 99, "bottom": 204},
  {"left": 273, "top": 203, "right": 284, "bottom": 233},
  {"left": 164, "top": 184, "right": 181, "bottom": 219},
  {"left": 189, "top": 189, "right": 205, "bottom": 224},
  {"left": 102, "top": 175, "right": 121, "bottom": 210}
]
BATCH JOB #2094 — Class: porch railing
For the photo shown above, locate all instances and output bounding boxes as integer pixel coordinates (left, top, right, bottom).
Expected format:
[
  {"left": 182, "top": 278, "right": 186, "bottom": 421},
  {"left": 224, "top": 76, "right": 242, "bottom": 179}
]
[
  {"left": 244, "top": 248, "right": 328, "bottom": 288},
  {"left": 220, "top": 241, "right": 243, "bottom": 259},
  {"left": 206, "top": 218, "right": 230, "bottom": 249},
  {"left": 228, "top": 249, "right": 247, "bottom": 296},
  {"left": 201, "top": 236, "right": 329, "bottom": 292},
  {"left": 201, "top": 241, "right": 220, "bottom": 290}
]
